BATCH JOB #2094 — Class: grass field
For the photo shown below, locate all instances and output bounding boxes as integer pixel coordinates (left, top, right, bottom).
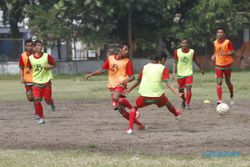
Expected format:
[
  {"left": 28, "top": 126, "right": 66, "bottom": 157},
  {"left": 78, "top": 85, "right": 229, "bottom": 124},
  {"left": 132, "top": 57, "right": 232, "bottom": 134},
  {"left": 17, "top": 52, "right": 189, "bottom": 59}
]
[
  {"left": 0, "top": 71, "right": 249, "bottom": 167},
  {"left": 0, "top": 150, "right": 249, "bottom": 167}
]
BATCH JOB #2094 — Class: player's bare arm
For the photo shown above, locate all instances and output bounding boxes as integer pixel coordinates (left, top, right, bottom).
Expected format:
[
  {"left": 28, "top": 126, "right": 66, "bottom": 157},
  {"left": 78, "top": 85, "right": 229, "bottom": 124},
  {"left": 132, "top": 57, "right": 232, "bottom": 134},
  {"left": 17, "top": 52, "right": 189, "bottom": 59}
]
[
  {"left": 166, "top": 82, "right": 182, "bottom": 97},
  {"left": 221, "top": 50, "right": 235, "bottom": 57},
  {"left": 85, "top": 69, "right": 105, "bottom": 79},
  {"left": 44, "top": 64, "right": 56, "bottom": 70},
  {"left": 172, "top": 61, "right": 177, "bottom": 80},
  {"left": 123, "top": 79, "right": 141, "bottom": 94},
  {"left": 122, "top": 75, "right": 135, "bottom": 86},
  {"left": 19, "top": 67, "right": 24, "bottom": 83}
]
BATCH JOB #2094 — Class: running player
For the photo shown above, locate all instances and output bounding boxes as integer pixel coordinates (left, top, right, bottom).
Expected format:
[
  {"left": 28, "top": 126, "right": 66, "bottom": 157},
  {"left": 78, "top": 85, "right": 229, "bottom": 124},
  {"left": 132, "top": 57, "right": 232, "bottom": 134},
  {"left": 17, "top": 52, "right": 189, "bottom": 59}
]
[
  {"left": 85, "top": 42, "right": 144, "bottom": 130},
  {"left": 172, "top": 38, "right": 204, "bottom": 110},
  {"left": 19, "top": 39, "right": 34, "bottom": 102},
  {"left": 124, "top": 52, "right": 182, "bottom": 134},
  {"left": 211, "top": 28, "right": 235, "bottom": 105},
  {"left": 27, "top": 40, "right": 56, "bottom": 124}
]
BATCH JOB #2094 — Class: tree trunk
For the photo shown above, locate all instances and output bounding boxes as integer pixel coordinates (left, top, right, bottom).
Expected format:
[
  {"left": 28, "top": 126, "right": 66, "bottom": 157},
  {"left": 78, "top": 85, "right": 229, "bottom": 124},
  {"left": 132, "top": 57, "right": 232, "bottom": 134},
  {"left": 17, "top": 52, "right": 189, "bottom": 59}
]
[
  {"left": 57, "top": 39, "right": 62, "bottom": 60},
  {"left": 128, "top": 5, "right": 133, "bottom": 58}
]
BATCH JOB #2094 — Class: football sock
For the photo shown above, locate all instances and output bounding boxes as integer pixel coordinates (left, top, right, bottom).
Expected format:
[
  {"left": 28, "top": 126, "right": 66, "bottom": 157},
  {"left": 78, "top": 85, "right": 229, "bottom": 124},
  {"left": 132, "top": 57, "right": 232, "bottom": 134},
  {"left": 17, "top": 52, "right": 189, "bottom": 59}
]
[
  {"left": 122, "top": 111, "right": 143, "bottom": 126},
  {"left": 186, "top": 91, "right": 192, "bottom": 105},
  {"left": 35, "top": 101, "right": 44, "bottom": 119},
  {"left": 129, "top": 108, "right": 136, "bottom": 129},
  {"left": 217, "top": 85, "right": 222, "bottom": 101},
  {"left": 167, "top": 105, "right": 178, "bottom": 116},
  {"left": 228, "top": 84, "right": 234, "bottom": 98}
]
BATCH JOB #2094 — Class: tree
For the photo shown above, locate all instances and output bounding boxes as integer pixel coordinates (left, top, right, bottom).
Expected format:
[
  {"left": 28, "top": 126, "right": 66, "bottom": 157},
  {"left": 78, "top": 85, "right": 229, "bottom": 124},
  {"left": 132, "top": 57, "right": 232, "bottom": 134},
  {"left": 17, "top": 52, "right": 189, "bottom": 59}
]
[
  {"left": 170, "top": 0, "right": 250, "bottom": 48},
  {"left": 0, "top": 0, "right": 35, "bottom": 38},
  {"left": 25, "top": 0, "right": 182, "bottom": 57}
]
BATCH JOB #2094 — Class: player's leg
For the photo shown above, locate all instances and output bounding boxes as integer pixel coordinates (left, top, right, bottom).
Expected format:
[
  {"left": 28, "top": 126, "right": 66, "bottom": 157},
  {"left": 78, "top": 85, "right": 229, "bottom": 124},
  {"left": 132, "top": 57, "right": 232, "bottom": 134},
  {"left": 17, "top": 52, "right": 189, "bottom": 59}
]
[
  {"left": 127, "top": 96, "right": 146, "bottom": 134},
  {"left": 224, "top": 69, "right": 234, "bottom": 105},
  {"left": 185, "top": 76, "right": 193, "bottom": 110},
  {"left": 33, "top": 86, "right": 45, "bottom": 124},
  {"left": 178, "top": 78, "right": 186, "bottom": 108},
  {"left": 43, "top": 82, "right": 55, "bottom": 111},
  {"left": 112, "top": 86, "right": 132, "bottom": 109},
  {"left": 118, "top": 104, "right": 144, "bottom": 128},
  {"left": 25, "top": 84, "right": 34, "bottom": 102},
  {"left": 215, "top": 68, "right": 223, "bottom": 104},
  {"left": 161, "top": 95, "right": 182, "bottom": 119}
]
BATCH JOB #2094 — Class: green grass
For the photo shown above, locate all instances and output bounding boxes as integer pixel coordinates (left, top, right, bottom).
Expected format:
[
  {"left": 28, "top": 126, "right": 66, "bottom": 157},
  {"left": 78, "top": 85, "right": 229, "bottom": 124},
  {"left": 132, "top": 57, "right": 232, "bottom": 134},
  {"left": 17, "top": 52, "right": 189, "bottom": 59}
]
[
  {"left": 0, "top": 71, "right": 249, "bottom": 101},
  {"left": 0, "top": 150, "right": 249, "bottom": 167},
  {"left": 0, "top": 71, "right": 249, "bottom": 166}
]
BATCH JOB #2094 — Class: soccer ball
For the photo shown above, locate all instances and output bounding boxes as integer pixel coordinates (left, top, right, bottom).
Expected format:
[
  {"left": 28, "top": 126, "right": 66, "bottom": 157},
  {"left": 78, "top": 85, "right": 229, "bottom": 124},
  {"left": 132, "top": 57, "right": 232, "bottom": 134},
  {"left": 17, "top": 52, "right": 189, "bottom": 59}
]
[{"left": 216, "top": 103, "right": 230, "bottom": 116}]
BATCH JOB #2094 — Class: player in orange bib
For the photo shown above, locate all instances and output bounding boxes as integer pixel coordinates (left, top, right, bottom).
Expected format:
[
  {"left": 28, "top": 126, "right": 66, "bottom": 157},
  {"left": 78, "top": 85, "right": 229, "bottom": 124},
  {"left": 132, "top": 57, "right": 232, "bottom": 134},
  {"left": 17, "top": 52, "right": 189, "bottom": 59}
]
[
  {"left": 85, "top": 42, "right": 144, "bottom": 130},
  {"left": 19, "top": 39, "right": 34, "bottom": 102},
  {"left": 211, "top": 28, "right": 235, "bottom": 105}
]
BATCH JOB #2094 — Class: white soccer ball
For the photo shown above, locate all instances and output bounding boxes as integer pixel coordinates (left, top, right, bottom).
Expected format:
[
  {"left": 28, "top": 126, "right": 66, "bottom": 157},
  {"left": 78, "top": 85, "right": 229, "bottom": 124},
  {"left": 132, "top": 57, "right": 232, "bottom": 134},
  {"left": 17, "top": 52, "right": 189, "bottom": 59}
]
[{"left": 216, "top": 103, "right": 230, "bottom": 116}]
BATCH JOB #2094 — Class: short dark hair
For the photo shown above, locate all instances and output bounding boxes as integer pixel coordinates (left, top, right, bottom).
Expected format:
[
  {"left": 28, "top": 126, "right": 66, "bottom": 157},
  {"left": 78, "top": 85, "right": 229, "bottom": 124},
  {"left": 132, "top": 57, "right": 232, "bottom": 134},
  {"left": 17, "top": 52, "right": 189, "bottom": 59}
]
[
  {"left": 34, "top": 40, "right": 43, "bottom": 45},
  {"left": 217, "top": 27, "right": 225, "bottom": 33},
  {"left": 180, "top": 38, "right": 189, "bottom": 42},
  {"left": 25, "top": 39, "right": 33, "bottom": 45},
  {"left": 150, "top": 52, "right": 167, "bottom": 61},
  {"left": 118, "top": 42, "right": 129, "bottom": 49}
]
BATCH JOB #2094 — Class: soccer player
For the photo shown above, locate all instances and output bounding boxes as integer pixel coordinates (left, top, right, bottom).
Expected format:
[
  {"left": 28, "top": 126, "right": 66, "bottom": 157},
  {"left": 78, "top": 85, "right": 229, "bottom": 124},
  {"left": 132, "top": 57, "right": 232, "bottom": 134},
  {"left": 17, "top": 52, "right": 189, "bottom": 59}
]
[
  {"left": 211, "top": 28, "right": 235, "bottom": 105},
  {"left": 124, "top": 52, "right": 182, "bottom": 134},
  {"left": 27, "top": 40, "right": 56, "bottom": 124},
  {"left": 19, "top": 39, "right": 34, "bottom": 102},
  {"left": 85, "top": 42, "right": 144, "bottom": 130},
  {"left": 172, "top": 38, "right": 204, "bottom": 110}
]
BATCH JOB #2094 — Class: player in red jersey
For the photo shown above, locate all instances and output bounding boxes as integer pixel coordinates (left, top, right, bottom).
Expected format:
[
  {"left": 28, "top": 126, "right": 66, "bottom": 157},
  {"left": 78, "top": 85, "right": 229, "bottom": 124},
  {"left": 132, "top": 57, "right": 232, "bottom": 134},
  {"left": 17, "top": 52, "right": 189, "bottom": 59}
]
[
  {"left": 85, "top": 42, "right": 144, "bottom": 130},
  {"left": 124, "top": 52, "right": 182, "bottom": 134},
  {"left": 211, "top": 28, "right": 235, "bottom": 105},
  {"left": 27, "top": 40, "right": 56, "bottom": 124},
  {"left": 19, "top": 39, "right": 34, "bottom": 102},
  {"left": 172, "top": 38, "right": 204, "bottom": 110}
]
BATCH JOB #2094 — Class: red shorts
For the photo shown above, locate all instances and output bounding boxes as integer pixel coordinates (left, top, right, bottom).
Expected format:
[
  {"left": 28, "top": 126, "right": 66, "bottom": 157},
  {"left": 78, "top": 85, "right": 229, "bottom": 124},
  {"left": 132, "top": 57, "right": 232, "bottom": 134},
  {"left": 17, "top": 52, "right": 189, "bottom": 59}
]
[
  {"left": 215, "top": 68, "right": 231, "bottom": 79},
  {"left": 177, "top": 76, "right": 193, "bottom": 89},
  {"left": 32, "top": 82, "right": 52, "bottom": 101},
  {"left": 109, "top": 85, "right": 126, "bottom": 94},
  {"left": 24, "top": 84, "right": 33, "bottom": 94},
  {"left": 136, "top": 94, "right": 169, "bottom": 108},
  {"left": 110, "top": 85, "right": 126, "bottom": 108}
]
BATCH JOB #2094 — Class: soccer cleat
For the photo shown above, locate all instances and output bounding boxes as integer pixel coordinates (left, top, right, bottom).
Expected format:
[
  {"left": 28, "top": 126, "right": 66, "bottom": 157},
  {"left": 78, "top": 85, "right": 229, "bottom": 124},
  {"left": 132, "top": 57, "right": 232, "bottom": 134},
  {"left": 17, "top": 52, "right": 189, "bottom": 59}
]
[
  {"left": 217, "top": 100, "right": 222, "bottom": 105},
  {"left": 51, "top": 104, "right": 56, "bottom": 112},
  {"left": 38, "top": 118, "right": 45, "bottom": 125},
  {"left": 126, "top": 129, "right": 133, "bottom": 134},
  {"left": 175, "top": 108, "right": 182, "bottom": 120},
  {"left": 230, "top": 98, "right": 234, "bottom": 105},
  {"left": 136, "top": 124, "right": 145, "bottom": 130},
  {"left": 185, "top": 105, "right": 191, "bottom": 110},
  {"left": 181, "top": 101, "right": 186, "bottom": 109}
]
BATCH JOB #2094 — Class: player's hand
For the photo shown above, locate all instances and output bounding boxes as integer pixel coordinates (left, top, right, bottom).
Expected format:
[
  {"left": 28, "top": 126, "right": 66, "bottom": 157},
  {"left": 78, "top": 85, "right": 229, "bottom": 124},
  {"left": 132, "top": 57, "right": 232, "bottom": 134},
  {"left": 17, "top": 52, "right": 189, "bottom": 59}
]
[
  {"left": 20, "top": 77, "right": 24, "bottom": 84},
  {"left": 171, "top": 73, "right": 176, "bottom": 80},
  {"left": 123, "top": 88, "right": 131, "bottom": 95},
  {"left": 176, "top": 92, "right": 183, "bottom": 98},
  {"left": 136, "top": 110, "right": 140, "bottom": 119},
  {"left": 85, "top": 73, "right": 92, "bottom": 80},
  {"left": 43, "top": 65, "right": 52, "bottom": 70},
  {"left": 26, "top": 68, "right": 31, "bottom": 74},
  {"left": 121, "top": 79, "right": 128, "bottom": 86},
  {"left": 211, "top": 55, "right": 215, "bottom": 61}
]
